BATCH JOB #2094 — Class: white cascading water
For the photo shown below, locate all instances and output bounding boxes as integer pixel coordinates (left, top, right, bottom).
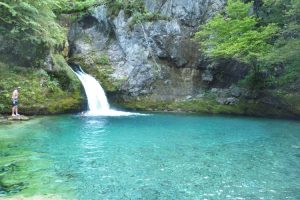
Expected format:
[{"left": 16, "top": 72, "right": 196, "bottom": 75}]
[
  {"left": 76, "top": 70, "right": 110, "bottom": 112},
  {"left": 74, "top": 69, "right": 139, "bottom": 116}
]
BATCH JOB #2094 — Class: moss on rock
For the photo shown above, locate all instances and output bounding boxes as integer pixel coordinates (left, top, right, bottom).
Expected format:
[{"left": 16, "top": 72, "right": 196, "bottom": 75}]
[
  {"left": 281, "top": 93, "right": 300, "bottom": 114},
  {"left": 0, "top": 59, "right": 84, "bottom": 115},
  {"left": 116, "top": 95, "right": 300, "bottom": 119}
]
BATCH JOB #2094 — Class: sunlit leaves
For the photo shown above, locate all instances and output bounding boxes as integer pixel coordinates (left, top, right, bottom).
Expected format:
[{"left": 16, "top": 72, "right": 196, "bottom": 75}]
[
  {"left": 195, "top": 0, "right": 278, "bottom": 65},
  {"left": 0, "top": 0, "right": 65, "bottom": 49}
]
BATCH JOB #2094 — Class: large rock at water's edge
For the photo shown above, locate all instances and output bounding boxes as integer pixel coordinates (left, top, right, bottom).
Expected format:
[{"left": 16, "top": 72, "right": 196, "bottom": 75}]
[
  {"left": 0, "top": 115, "right": 30, "bottom": 124},
  {"left": 7, "top": 115, "right": 30, "bottom": 121}
]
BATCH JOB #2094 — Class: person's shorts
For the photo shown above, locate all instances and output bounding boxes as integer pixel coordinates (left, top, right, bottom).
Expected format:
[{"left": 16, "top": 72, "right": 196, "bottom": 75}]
[{"left": 12, "top": 99, "right": 18, "bottom": 106}]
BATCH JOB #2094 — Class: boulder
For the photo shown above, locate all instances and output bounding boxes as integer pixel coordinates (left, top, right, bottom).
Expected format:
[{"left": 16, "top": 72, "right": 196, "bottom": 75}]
[
  {"left": 216, "top": 97, "right": 239, "bottom": 105},
  {"left": 229, "top": 85, "right": 242, "bottom": 97},
  {"left": 8, "top": 115, "right": 30, "bottom": 121}
]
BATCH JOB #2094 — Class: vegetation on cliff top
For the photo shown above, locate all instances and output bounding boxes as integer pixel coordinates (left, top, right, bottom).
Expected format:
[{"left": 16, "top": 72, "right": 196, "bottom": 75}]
[
  {"left": 196, "top": 0, "right": 278, "bottom": 68},
  {"left": 195, "top": 0, "right": 300, "bottom": 91},
  {"left": 0, "top": 0, "right": 66, "bottom": 66},
  {"left": 0, "top": 0, "right": 88, "bottom": 114}
]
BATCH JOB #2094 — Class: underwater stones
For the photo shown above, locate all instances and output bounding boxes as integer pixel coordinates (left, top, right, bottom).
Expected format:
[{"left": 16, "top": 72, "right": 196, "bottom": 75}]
[
  {"left": 0, "top": 180, "right": 26, "bottom": 196},
  {"left": 0, "top": 194, "right": 63, "bottom": 200},
  {"left": 1, "top": 163, "right": 17, "bottom": 174}
]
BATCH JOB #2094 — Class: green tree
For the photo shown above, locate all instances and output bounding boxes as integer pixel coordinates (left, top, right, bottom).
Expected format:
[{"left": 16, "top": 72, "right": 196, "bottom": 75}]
[
  {"left": 0, "top": 0, "right": 65, "bottom": 48},
  {"left": 57, "top": 0, "right": 99, "bottom": 14},
  {"left": 195, "top": 0, "right": 278, "bottom": 88},
  {"left": 261, "top": 0, "right": 300, "bottom": 86},
  {"left": 0, "top": 0, "right": 68, "bottom": 66}
]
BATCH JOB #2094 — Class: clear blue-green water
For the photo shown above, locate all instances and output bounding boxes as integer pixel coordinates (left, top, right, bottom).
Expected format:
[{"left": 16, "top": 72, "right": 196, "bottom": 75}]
[{"left": 1, "top": 114, "right": 300, "bottom": 199}]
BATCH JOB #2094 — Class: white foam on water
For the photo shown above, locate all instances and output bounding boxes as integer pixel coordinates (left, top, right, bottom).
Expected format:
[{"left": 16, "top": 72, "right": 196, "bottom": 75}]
[{"left": 82, "top": 110, "right": 146, "bottom": 117}]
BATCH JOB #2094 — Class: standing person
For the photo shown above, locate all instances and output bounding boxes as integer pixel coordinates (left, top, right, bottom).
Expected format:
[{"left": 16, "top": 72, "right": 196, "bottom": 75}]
[{"left": 11, "top": 87, "right": 20, "bottom": 116}]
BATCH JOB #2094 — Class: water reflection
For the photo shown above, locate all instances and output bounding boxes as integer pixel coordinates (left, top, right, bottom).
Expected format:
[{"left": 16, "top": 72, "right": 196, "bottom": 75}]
[{"left": 77, "top": 117, "right": 109, "bottom": 167}]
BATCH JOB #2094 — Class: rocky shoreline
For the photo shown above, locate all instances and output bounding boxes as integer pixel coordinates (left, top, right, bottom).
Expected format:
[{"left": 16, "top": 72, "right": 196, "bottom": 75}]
[
  {"left": 0, "top": 90, "right": 299, "bottom": 121},
  {"left": 0, "top": 115, "right": 30, "bottom": 124}
]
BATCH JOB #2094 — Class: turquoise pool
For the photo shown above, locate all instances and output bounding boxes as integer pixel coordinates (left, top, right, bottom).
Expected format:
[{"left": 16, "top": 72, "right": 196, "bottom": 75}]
[{"left": 0, "top": 114, "right": 300, "bottom": 199}]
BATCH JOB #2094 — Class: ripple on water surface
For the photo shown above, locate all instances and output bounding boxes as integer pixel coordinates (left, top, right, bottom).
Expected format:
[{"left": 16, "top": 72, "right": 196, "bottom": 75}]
[{"left": 0, "top": 114, "right": 300, "bottom": 199}]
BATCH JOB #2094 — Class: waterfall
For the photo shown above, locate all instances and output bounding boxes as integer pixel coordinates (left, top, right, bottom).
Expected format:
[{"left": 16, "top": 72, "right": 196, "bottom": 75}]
[
  {"left": 75, "top": 70, "right": 110, "bottom": 112},
  {"left": 74, "top": 68, "right": 139, "bottom": 116}
]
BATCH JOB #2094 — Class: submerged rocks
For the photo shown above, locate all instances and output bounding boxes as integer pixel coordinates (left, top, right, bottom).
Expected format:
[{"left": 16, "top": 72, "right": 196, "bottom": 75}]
[{"left": 0, "top": 195, "right": 63, "bottom": 200}]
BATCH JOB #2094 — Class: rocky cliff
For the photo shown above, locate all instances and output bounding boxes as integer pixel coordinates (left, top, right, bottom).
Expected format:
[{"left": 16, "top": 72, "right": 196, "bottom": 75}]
[{"left": 68, "top": 0, "right": 300, "bottom": 119}]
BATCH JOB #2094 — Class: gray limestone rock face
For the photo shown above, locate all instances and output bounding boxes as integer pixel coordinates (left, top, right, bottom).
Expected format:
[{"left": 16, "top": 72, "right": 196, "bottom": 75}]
[
  {"left": 68, "top": 0, "right": 227, "bottom": 98},
  {"left": 144, "top": 0, "right": 225, "bottom": 27},
  {"left": 69, "top": 6, "right": 113, "bottom": 56}
]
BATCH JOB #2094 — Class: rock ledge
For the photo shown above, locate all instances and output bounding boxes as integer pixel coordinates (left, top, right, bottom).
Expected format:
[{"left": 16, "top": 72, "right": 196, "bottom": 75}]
[{"left": 7, "top": 115, "right": 30, "bottom": 121}]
